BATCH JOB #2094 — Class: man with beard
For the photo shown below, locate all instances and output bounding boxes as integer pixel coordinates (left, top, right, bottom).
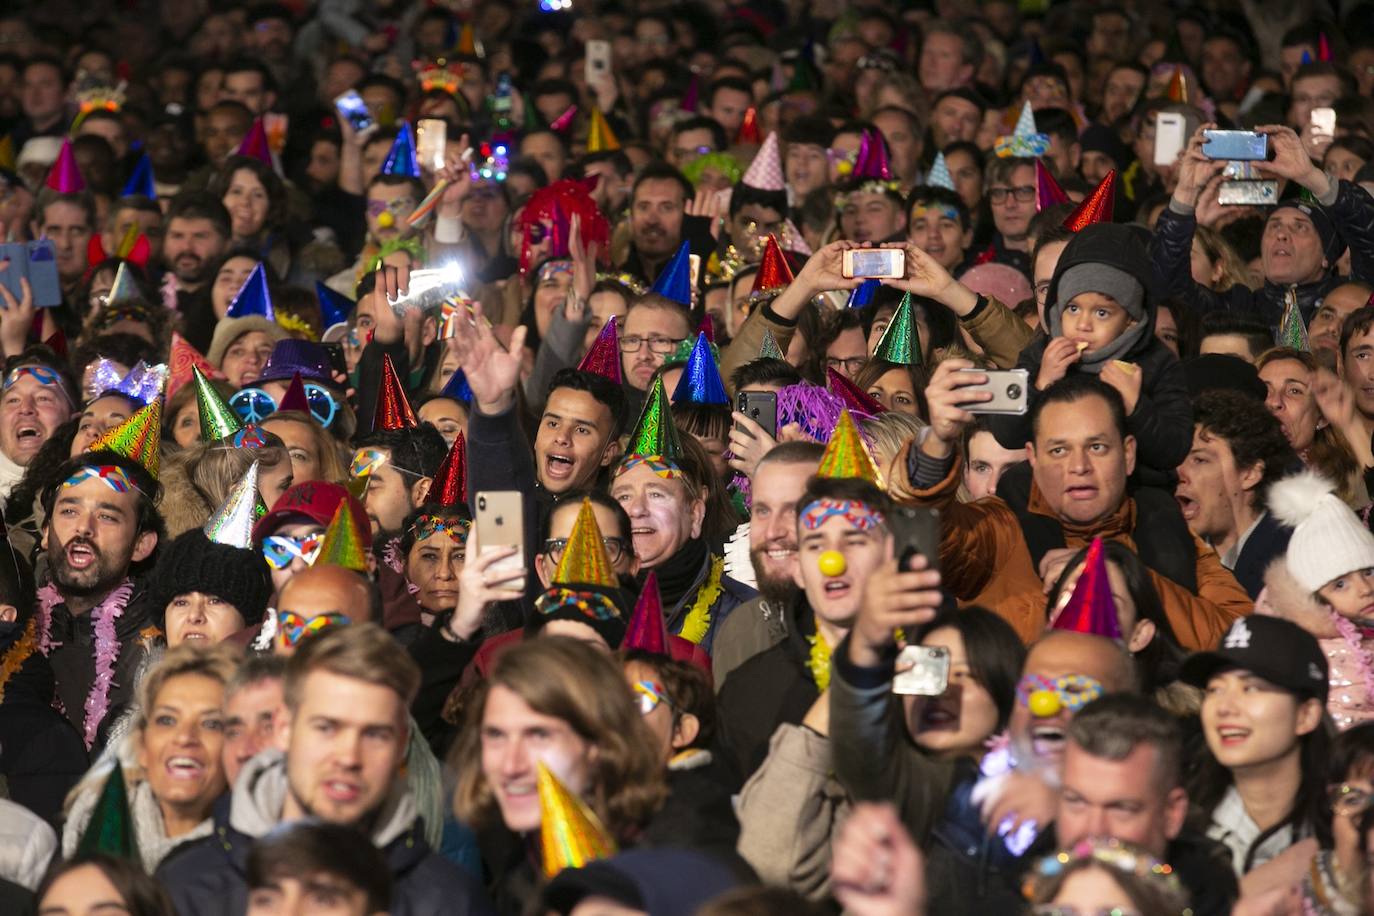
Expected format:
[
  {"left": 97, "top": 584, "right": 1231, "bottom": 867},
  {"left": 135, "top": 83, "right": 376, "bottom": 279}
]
[
  {"left": 711, "top": 442, "right": 822, "bottom": 689},
  {"left": 38, "top": 450, "right": 162, "bottom": 752},
  {"left": 618, "top": 162, "right": 715, "bottom": 287},
  {"left": 0, "top": 350, "right": 77, "bottom": 499},
  {"left": 349, "top": 424, "right": 447, "bottom": 559},
  {"left": 161, "top": 192, "right": 232, "bottom": 352}
]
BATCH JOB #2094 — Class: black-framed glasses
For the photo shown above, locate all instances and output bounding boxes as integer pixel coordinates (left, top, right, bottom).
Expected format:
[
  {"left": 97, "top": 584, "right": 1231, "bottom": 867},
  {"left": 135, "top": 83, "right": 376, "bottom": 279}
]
[
  {"left": 988, "top": 185, "right": 1036, "bottom": 204},
  {"left": 826, "top": 356, "right": 868, "bottom": 375},
  {"left": 619, "top": 335, "right": 684, "bottom": 354},
  {"left": 543, "top": 536, "right": 630, "bottom": 564}
]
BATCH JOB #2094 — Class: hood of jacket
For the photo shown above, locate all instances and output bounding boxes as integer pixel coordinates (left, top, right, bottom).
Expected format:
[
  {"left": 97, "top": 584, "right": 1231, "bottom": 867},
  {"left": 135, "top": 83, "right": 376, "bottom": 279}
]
[{"left": 1045, "top": 223, "right": 1156, "bottom": 335}]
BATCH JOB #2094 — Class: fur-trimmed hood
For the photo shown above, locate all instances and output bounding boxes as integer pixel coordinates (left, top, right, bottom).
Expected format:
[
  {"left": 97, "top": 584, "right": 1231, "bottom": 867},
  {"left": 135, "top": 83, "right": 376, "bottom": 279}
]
[{"left": 155, "top": 449, "right": 212, "bottom": 540}]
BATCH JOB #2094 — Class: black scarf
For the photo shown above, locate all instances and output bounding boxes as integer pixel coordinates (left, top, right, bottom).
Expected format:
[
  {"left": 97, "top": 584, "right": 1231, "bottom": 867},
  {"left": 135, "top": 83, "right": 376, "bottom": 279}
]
[{"left": 645, "top": 536, "right": 708, "bottom": 612}]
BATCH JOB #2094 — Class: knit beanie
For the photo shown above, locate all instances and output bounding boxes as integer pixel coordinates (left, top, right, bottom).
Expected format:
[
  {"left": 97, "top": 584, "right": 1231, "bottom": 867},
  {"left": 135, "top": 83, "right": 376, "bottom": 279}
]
[
  {"left": 1270, "top": 470, "right": 1374, "bottom": 593},
  {"left": 149, "top": 529, "right": 273, "bottom": 630},
  {"left": 1271, "top": 197, "right": 1344, "bottom": 265},
  {"left": 1055, "top": 263, "right": 1146, "bottom": 323}
]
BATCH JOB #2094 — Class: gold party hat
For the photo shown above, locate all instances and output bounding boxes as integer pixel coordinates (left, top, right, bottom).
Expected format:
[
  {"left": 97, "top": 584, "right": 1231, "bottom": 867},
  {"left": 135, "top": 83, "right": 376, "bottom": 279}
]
[
  {"left": 816, "top": 409, "right": 883, "bottom": 487},
  {"left": 538, "top": 762, "right": 617, "bottom": 878}
]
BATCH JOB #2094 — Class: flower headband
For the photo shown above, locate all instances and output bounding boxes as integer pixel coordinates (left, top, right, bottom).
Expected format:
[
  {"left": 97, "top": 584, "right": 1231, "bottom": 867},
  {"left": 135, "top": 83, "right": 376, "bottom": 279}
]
[
  {"left": 1027, "top": 837, "right": 1183, "bottom": 898},
  {"left": 409, "top": 514, "right": 471, "bottom": 543},
  {"left": 800, "top": 498, "right": 884, "bottom": 531}
]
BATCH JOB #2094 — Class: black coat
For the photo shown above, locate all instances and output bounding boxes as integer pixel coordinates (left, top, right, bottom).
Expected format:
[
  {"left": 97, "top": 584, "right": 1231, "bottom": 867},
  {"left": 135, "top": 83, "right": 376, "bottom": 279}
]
[{"left": 1229, "top": 511, "right": 1292, "bottom": 600}]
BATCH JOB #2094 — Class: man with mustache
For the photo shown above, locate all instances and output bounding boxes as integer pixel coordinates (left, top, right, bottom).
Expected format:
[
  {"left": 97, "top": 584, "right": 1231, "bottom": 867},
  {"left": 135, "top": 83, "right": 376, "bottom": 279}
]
[{"left": 161, "top": 191, "right": 232, "bottom": 353}]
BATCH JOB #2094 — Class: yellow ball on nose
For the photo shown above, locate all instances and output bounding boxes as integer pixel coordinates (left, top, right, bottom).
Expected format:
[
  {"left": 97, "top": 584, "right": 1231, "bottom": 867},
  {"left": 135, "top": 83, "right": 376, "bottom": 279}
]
[
  {"left": 377, "top": 210, "right": 395, "bottom": 228},
  {"left": 1028, "top": 689, "right": 1062, "bottom": 719},
  {"left": 818, "top": 549, "right": 847, "bottom": 578}
]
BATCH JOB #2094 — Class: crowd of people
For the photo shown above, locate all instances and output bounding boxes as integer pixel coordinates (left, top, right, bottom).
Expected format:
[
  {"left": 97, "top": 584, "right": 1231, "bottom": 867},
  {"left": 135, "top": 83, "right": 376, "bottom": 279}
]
[{"left": 9, "top": 0, "right": 1374, "bottom": 914}]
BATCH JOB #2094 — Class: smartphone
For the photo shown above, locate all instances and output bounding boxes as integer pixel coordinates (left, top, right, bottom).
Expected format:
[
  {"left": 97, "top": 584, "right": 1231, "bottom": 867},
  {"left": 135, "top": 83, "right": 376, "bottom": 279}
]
[
  {"left": 585, "top": 39, "right": 611, "bottom": 85},
  {"left": 25, "top": 241, "right": 61, "bottom": 307},
  {"left": 320, "top": 341, "right": 349, "bottom": 378},
  {"left": 1218, "top": 180, "right": 1278, "bottom": 206},
  {"left": 475, "top": 491, "right": 525, "bottom": 590},
  {"left": 735, "top": 390, "right": 777, "bottom": 439},
  {"left": 334, "top": 91, "right": 374, "bottom": 133},
  {"left": 887, "top": 506, "right": 940, "bottom": 574},
  {"left": 892, "top": 645, "right": 950, "bottom": 696},
  {"left": 1153, "top": 112, "right": 1186, "bottom": 166},
  {"left": 1202, "top": 129, "right": 1268, "bottom": 161},
  {"left": 841, "top": 248, "right": 905, "bottom": 279},
  {"left": 956, "top": 367, "right": 1029, "bottom": 415},
  {"left": 1311, "top": 107, "right": 1337, "bottom": 138},
  {"left": 492, "top": 74, "right": 514, "bottom": 114},
  {"left": 0, "top": 245, "right": 23, "bottom": 306},
  {"left": 416, "top": 118, "right": 447, "bottom": 172}
]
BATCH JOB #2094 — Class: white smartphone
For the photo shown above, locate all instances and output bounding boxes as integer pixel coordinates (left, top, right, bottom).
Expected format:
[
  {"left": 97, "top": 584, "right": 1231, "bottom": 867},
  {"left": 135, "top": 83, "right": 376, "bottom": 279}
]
[
  {"left": 416, "top": 119, "right": 447, "bottom": 172},
  {"left": 1153, "top": 112, "right": 1186, "bottom": 166},
  {"left": 475, "top": 491, "right": 525, "bottom": 591},
  {"left": 585, "top": 40, "right": 612, "bottom": 84},
  {"left": 842, "top": 248, "right": 905, "bottom": 279},
  {"left": 1312, "top": 107, "right": 1337, "bottom": 138}
]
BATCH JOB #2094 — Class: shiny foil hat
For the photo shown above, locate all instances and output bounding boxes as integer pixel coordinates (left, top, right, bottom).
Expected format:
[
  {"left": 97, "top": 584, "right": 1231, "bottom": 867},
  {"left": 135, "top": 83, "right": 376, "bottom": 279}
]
[
  {"left": 1036, "top": 159, "right": 1069, "bottom": 211},
  {"left": 427, "top": 432, "right": 467, "bottom": 507},
  {"left": 277, "top": 372, "right": 310, "bottom": 413},
  {"left": 227, "top": 263, "right": 275, "bottom": 320},
  {"left": 671, "top": 333, "right": 729, "bottom": 406},
  {"left": 1051, "top": 538, "right": 1123, "bottom": 640},
  {"left": 736, "top": 105, "right": 761, "bottom": 145},
  {"left": 195, "top": 366, "right": 243, "bottom": 442},
  {"left": 846, "top": 278, "right": 880, "bottom": 309},
  {"left": 105, "top": 261, "right": 141, "bottom": 307},
  {"left": 622, "top": 570, "right": 669, "bottom": 655},
  {"left": 204, "top": 462, "right": 259, "bottom": 548},
  {"left": 749, "top": 235, "right": 794, "bottom": 299},
  {"left": 168, "top": 332, "right": 221, "bottom": 399},
  {"left": 586, "top": 106, "right": 619, "bottom": 152},
  {"left": 1063, "top": 169, "right": 1116, "bottom": 232},
  {"left": 649, "top": 241, "right": 693, "bottom": 307},
  {"left": 872, "top": 292, "right": 920, "bottom": 366},
  {"left": 538, "top": 761, "right": 616, "bottom": 878},
  {"left": 316, "top": 498, "right": 370, "bottom": 572},
  {"left": 384, "top": 265, "right": 469, "bottom": 318},
  {"left": 90, "top": 400, "right": 162, "bottom": 479},
  {"left": 382, "top": 122, "right": 421, "bottom": 178},
  {"left": 45, "top": 138, "right": 85, "bottom": 193},
  {"left": 816, "top": 409, "right": 883, "bottom": 487},
  {"left": 758, "top": 329, "right": 784, "bottom": 360},
  {"left": 1279, "top": 288, "right": 1309, "bottom": 350},
  {"left": 827, "top": 367, "right": 886, "bottom": 417},
  {"left": 315, "top": 281, "right": 354, "bottom": 330},
  {"left": 622, "top": 376, "right": 683, "bottom": 467},
  {"left": 122, "top": 153, "right": 156, "bottom": 199},
  {"left": 852, "top": 129, "right": 893, "bottom": 181},
  {"left": 372, "top": 354, "right": 418, "bottom": 431},
  {"left": 577, "top": 316, "right": 622, "bottom": 383},
  {"left": 553, "top": 498, "right": 618, "bottom": 588}
]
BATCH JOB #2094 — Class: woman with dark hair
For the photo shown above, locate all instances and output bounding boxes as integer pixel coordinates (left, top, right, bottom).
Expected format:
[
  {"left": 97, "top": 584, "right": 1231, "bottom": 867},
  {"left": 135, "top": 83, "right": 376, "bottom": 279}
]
[
  {"left": 853, "top": 358, "right": 928, "bottom": 418},
  {"left": 208, "top": 155, "right": 291, "bottom": 278},
  {"left": 37, "top": 854, "right": 175, "bottom": 916}
]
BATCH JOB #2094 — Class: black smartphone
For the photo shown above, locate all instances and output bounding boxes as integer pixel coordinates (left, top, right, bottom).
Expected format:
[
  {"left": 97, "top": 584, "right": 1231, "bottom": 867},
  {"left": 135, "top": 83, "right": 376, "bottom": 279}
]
[
  {"left": 887, "top": 506, "right": 941, "bottom": 573},
  {"left": 735, "top": 390, "right": 777, "bottom": 439},
  {"left": 320, "top": 341, "right": 349, "bottom": 379}
]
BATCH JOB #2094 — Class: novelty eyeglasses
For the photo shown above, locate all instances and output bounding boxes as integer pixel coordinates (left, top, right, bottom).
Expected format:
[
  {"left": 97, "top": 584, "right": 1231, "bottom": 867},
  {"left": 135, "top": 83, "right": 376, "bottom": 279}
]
[
  {"left": 230, "top": 383, "right": 339, "bottom": 428},
  {"left": 261, "top": 534, "right": 323, "bottom": 570},
  {"left": 633, "top": 680, "right": 674, "bottom": 716}
]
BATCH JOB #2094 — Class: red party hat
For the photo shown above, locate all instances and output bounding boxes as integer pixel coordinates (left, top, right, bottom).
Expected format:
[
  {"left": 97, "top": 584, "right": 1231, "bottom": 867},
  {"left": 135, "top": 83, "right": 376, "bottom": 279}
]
[
  {"left": 372, "top": 354, "right": 417, "bottom": 431},
  {"left": 45, "top": 138, "right": 85, "bottom": 193},
  {"left": 696, "top": 311, "right": 715, "bottom": 345},
  {"left": 1035, "top": 160, "right": 1069, "bottom": 211},
  {"left": 736, "top": 106, "right": 761, "bottom": 145},
  {"left": 577, "top": 316, "right": 623, "bottom": 383},
  {"left": 827, "top": 367, "right": 886, "bottom": 416},
  {"left": 167, "top": 332, "right": 222, "bottom": 398},
  {"left": 43, "top": 328, "right": 67, "bottom": 359},
  {"left": 1051, "top": 538, "right": 1122, "bottom": 640},
  {"left": 278, "top": 372, "right": 310, "bottom": 413},
  {"left": 749, "top": 234, "right": 794, "bottom": 298},
  {"left": 1166, "top": 66, "right": 1187, "bottom": 104},
  {"left": 622, "top": 571, "right": 669, "bottom": 655},
  {"left": 1319, "top": 33, "right": 1332, "bottom": 62},
  {"left": 427, "top": 432, "right": 467, "bottom": 507},
  {"left": 680, "top": 74, "right": 699, "bottom": 113},
  {"left": 236, "top": 119, "right": 273, "bottom": 166},
  {"left": 1062, "top": 169, "right": 1116, "bottom": 232}
]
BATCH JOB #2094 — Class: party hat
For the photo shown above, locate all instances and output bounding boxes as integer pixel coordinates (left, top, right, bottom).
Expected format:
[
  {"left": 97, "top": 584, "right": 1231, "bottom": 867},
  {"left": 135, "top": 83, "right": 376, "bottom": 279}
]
[
  {"left": 1062, "top": 169, "right": 1116, "bottom": 231},
  {"left": 926, "top": 152, "right": 955, "bottom": 191},
  {"left": 1051, "top": 538, "right": 1122, "bottom": 639},
  {"left": 780, "top": 218, "right": 812, "bottom": 256},
  {"left": 76, "top": 761, "right": 136, "bottom": 859},
  {"left": 168, "top": 333, "right": 220, "bottom": 398},
  {"left": 994, "top": 101, "right": 1050, "bottom": 158},
  {"left": 758, "top": 329, "right": 784, "bottom": 360},
  {"left": 1319, "top": 33, "right": 1332, "bottom": 62},
  {"left": 553, "top": 498, "right": 617, "bottom": 588},
  {"left": 372, "top": 354, "right": 418, "bottom": 431},
  {"left": 1279, "top": 288, "right": 1309, "bottom": 350},
  {"left": 696, "top": 311, "right": 715, "bottom": 345},
  {"left": 538, "top": 762, "right": 616, "bottom": 878},
  {"left": 852, "top": 129, "right": 892, "bottom": 181},
  {"left": 440, "top": 368, "right": 473, "bottom": 403},
  {"left": 457, "top": 22, "right": 480, "bottom": 57},
  {"left": 787, "top": 53, "right": 818, "bottom": 92},
  {"left": 122, "top": 153, "right": 156, "bottom": 199},
  {"left": 827, "top": 367, "right": 886, "bottom": 417},
  {"left": 672, "top": 333, "right": 729, "bottom": 405},
  {"left": 194, "top": 367, "right": 243, "bottom": 442},
  {"left": 872, "top": 293, "right": 920, "bottom": 366},
  {"left": 226, "top": 263, "right": 275, "bottom": 320},
  {"left": 90, "top": 400, "right": 161, "bottom": 479},
  {"left": 749, "top": 235, "right": 794, "bottom": 300},
  {"left": 277, "top": 372, "right": 310, "bottom": 413},
  {"left": 1035, "top": 159, "right": 1069, "bottom": 211},
  {"left": 114, "top": 225, "right": 151, "bottom": 266},
  {"left": 622, "top": 571, "right": 669, "bottom": 655},
  {"left": 649, "top": 241, "right": 693, "bottom": 307},
  {"left": 741, "top": 132, "right": 784, "bottom": 191},
  {"left": 105, "top": 261, "right": 140, "bottom": 306},
  {"left": 43, "top": 328, "right": 67, "bottom": 359},
  {"left": 816, "top": 408, "right": 883, "bottom": 487},
  {"left": 846, "top": 278, "right": 880, "bottom": 309},
  {"left": 577, "top": 316, "right": 623, "bottom": 383},
  {"left": 1027, "top": 39, "right": 1045, "bottom": 66},
  {"left": 45, "top": 138, "right": 85, "bottom": 193},
  {"left": 315, "top": 282, "right": 353, "bottom": 330},
  {"left": 586, "top": 107, "right": 619, "bottom": 152},
  {"left": 427, "top": 432, "right": 467, "bottom": 507},
  {"left": 680, "top": 74, "right": 699, "bottom": 113},
  {"left": 316, "top": 497, "right": 370, "bottom": 572},
  {"left": 736, "top": 106, "right": 761, "bottom": 145},
  {"left": 382, "top": 123, "right": 421, "bottom": 178},
  {"left": 236, "top": 119, "right": 273, "bottom": 166},
  {"left": 623, "top": 376, "right": 683, "bottom": 464},
  {"left": 203, "top": 462, "right": 259, "bottom": 548},
  {"left": 1166, "top": 66, "right": 1187, "bottom": 104}
]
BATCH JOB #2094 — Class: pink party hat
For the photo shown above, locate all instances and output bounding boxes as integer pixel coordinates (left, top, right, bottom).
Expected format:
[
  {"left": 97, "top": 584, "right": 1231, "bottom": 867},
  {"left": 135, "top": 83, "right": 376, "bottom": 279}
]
[
  {"left": 1051, "top": 538, "right": 1122, "bottom": 640},
  {"left": 741, "top": 131, "right": 785, "bottom": 191},
  {"left": 577, "top": 317, "right": 622, "bottom": 383},
  {"left": 1035, "top": 160, "right": 1069, "bottom": 211},
  {"left": 623, "top": 571, "right": 669, "bottom": 655},
  {"left": 236, "top": 119, "right": 273, "bottom": 166},
  {"left": 45, "top": 138, "right": 85, "bottom": 193}
]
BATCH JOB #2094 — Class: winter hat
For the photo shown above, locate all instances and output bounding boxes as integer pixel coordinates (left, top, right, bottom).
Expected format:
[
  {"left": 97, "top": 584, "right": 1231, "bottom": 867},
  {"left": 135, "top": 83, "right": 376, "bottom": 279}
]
[
  {"left": 149, "top": 529, "right": 273, "bottom": 630},
  {"left": 1271, "top": 471, "right": 1374, "bottom": 594},
  {"left": 1054, "top": 263, "right": 1145, "bottom": 323},
  {"left": 206, "top": 317, "right": 290, "bottom": 368},
  {"left": 1271, "top": 196, "right": 1345, "bottom": 264}
]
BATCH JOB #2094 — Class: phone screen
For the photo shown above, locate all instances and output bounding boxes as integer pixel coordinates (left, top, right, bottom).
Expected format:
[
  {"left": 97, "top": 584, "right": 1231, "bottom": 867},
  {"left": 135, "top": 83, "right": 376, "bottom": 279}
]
[{"left": 334, "top": 91, "right": 374, "bottom": 133}]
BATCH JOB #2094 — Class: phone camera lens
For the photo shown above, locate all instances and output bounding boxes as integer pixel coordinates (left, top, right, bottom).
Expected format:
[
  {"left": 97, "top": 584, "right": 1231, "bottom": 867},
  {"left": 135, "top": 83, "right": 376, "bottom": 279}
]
[
  {"left": 1006, "top": 384, "right": 1022, "bottom": 399},
  {"left": 477, "top": 496, "right": 486, "bottom": 510}
]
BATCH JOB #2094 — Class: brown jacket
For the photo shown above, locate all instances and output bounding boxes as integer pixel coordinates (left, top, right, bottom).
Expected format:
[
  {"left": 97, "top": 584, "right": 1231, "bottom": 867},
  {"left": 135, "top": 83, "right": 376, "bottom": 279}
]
[
  {"left": 721, "top": 301, "right": 797, "bottom": 397},
  {"left": 961, "top": 296, "right": 1035, "bottom": 369},
  {"left": 887, "top": 442, "right": 1252, "bottom": 650}
]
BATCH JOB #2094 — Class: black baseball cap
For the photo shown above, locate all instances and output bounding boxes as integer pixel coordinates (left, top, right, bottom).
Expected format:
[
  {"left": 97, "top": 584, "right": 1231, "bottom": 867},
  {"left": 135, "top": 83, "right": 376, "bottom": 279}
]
[{"left": 1180, "top": 616, "right": 1329, "bottom": 704}]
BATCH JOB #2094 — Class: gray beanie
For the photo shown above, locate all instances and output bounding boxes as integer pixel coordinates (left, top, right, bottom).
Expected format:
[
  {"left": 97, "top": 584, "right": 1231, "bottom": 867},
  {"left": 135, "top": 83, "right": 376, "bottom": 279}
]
[{"left": 1055, "top": 263, "right": 1145, "bottom": 322}]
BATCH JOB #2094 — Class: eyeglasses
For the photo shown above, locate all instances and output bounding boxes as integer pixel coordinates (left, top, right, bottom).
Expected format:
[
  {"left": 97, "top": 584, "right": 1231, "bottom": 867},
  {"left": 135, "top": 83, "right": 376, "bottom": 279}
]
[
  {"left": 633, "top": 679, "right": 674, "bottom": 715},
  {"left": 826, "top": 356, "right": 868, "bottom": 375},
  {"left": 1329, "top": 783, "right": 1374, "bottom": 817},
  {"left": 262, "top": 534, "right": 322, "bottom": 570},
  {"left": 988, "top": 185, "right": 1036, "bottom": 204},
  {"left": 230, "top": 384, "right": 340, "bottom": 428},
  {"left": 619, "top": 335, "right": 684, "bottom": 354},
  {"left": 544, "top": 536, "right": 629, "bottom": 564}
]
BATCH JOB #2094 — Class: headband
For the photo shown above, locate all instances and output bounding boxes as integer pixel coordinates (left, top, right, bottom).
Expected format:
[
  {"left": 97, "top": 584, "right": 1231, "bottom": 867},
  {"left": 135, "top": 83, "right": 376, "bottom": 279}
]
[
  {"left": 350, "top": 447, "right": 425, "bottom": 480},
  {"left": 800, "top": 498, "right": 884, "bottom": 531},
  {"left": 62, "top": 465, "right": 140, "bottom": 496},
  {"left": 535, "top": 587, "right": 622, "bottom": 622},
  {"left": 276, "top": 610, "right": 350, "bottom": 648},
  {"left": 616, "top": 455, "right": 682, "bottom": 480},
  {"left": 409, "top": 514, "right": 471, "bottom": 543},
  {"left": 4, "top": 365, "right": 73, "bottom": 405}
]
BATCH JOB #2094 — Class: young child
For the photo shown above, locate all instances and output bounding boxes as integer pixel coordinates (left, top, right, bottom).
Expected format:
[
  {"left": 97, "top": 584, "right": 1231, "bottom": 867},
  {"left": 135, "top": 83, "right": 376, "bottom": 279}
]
[
  {"left": 1259, "top": 470, "right": 1374, "bottom": 729},
  {"left": 987, "top": 223, "right": 1193, "bottom": 482}
]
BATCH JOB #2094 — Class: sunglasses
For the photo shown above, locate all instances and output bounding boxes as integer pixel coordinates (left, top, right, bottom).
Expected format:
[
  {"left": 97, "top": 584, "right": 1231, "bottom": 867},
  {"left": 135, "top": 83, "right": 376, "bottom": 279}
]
[
  {"left": 262, "top": 534, "right": 322, "bottom": 569},
  {"left": 230, "top": 383, "right": 339, "bottom": 428},
  {"left": 633, "top": 679, "right": 673, "bottom": 716}
]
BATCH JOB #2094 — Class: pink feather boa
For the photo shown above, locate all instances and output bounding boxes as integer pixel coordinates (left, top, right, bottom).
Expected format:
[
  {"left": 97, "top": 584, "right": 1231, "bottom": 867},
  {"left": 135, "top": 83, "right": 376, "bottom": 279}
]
[{"left": 36, "top": 579, "right": 134, "bottom": 749}]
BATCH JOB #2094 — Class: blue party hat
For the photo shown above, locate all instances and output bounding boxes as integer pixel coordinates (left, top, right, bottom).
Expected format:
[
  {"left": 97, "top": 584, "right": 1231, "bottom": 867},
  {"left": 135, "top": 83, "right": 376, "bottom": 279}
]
[
  {"left": 382, "top": 123, "right": 421, "bottom": 178},
  {"left": 440, "top": 368, "right": 473, "bottom": 403},
  {"left": 846, "top": 278, "right": 880, "bottom": 309},
  {"left": 227, "top": 263, "right": 275, "bottom": 320},
  {"left": 1301, "top": 49, "right": 1313, "bottom": 65},
  {"left": 926, "top": 152, "right": 955, "bottom": 191},
  {"left": 122, "top": 153, "right": 156, "bottom": 199},
  {"left": 671, "top": 332, "right": 729, "bottom": 405},
  {"left": 650, "top": 241, "right": 692, "bottom": 307},
  {"left": 315, "top": 282, "right": 354, "bottom": 329}
]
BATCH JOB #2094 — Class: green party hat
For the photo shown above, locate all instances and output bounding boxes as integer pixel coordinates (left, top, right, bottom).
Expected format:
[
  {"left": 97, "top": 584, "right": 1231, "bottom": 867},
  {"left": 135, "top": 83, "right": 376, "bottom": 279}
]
[
  {"left": 316, "top": 497, "right": 370, "bottom": 572},
  {"left": 816, "top": 409, "right": 884, "bottom": 487},
  {"left": 89, "top": 400, "right": 161, "bottom": 479},
  {"left": 872, "top": 292, "right": 921, "bottom": 366},
  {"left": 758, "top": 329, "right": 784, "bottom": 360},
  {"left": 194, "top": 366, "right": 243, "bottom": 441},
  {"left": 77, "top": 761, "right": 137, "bottom": 859},
  {"left": 622, "top": 376, "right": 683, "bottom": 465},
  {"left": 552, "top": 498, "right": 618, "bottom": 588},
  {"left": 1278, "top": 287, "right": 1309, "bottom": 350}
]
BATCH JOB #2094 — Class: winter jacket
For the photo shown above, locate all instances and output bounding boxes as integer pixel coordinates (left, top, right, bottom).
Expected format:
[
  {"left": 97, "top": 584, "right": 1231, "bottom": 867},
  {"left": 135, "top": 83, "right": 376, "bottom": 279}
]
[
  {"left": 1228, "top": 512, "right": 1292, "bottom": 601},
  {"left": 1149, "top": 179, "right": 1374, "bottom": 328},
  {"left": 721, "top": 300, "right": 799, "bottom": 397},
  {"left": 710, "top": 594, "right": 789, "bottom": 691},
  {"left": 887, "top": 449, "right": 1250, "bottom": 650},
  {"left": 959, "top": 295, "right": 1036, "bottom": 370},
  {"left": 155, "top": 751, "right": 493, "bottom": 916},
  {"left": 0, "top": 799, "right": 56, "bottom": 890}
]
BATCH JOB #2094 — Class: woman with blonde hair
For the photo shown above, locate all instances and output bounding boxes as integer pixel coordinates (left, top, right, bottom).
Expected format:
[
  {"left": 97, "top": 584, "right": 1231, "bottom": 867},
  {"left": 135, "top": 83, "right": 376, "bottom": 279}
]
[
  {"left": 260, "top": 410, "right": 348, "bottom": 484},
  {"left": 1192, "top": 224, "right": 1254, "bottom": 292},
  {"left": 158, "top": 430, "right": 293, "bottom": 537}
]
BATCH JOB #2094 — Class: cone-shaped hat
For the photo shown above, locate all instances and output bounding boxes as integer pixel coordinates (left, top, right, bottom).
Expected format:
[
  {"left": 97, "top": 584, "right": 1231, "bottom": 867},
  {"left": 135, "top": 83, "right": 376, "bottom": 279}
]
[
  {"left": 758, "top": 329, "right": 784, "bottom": 360},
  {"left": 45, "top": 138, "right": 85, "bottom": 193},
  {"left": 440, "top": 368, "right": 474, "bottom": 403},
  {"left": 577, "top": 317, "right": 622, "bottom": 383},
  {"left": 994, "top": 101, "right": 1050, "bottom": 157},
  {"left": 649, "top": 241, "right": 693, "bottom": 307},
  {"left": 741, "top": 132, "right": 784, "bottom": 191},
  {"left": 852, "top": 130, "right": 892, "bottom": 181},
  {"left": 816, "top": 408, "right": 883, "bottom": 487},
  {"left": 538, "top": 762, "right": 616, "bottom": 878},
  {"left": 749, "top": 235, "right": 794, "bottom": 298},
  {"left": 105, "top": 261, "right": 141, "bottom": 306},
  {"left": 122, "top": 153, "right": 156, "bottom": 198},
  {"left": 315, "top": 282, "right": 353, "bottom": 329},
  {"left": 826, "top": 367, "right": 886, "bottom": 417},
  {"left": 203, "top": 462, "right": 259, "bottom": 548},
  {"left": 671, "top": 333, "right": 729, "bottom": 405},
  {"left": 622, "top": 571, "right": 669, "bottom": 655},
  {"left": 316, "top": 498, "right": 370, "bottom": 572},
  {"left": 226, "top": 263, "right": 275, "bottom": 320},
  {"left": 553, "top": 498, "right": 617, "bottom": 588},
  {"left": 926, "top": 152, "right": 955, "bottom": 191},
  {"left": 622, "top": 376, "right": 683, "bottom": 470},
  {"left": 195, "top": 367, "right": 243, "bottom": 442},
  {"left": 168, "top": 333, "right": 220, "bottom": 399},
  {"left": 90, "top": 400, "right": 161, "bottom": 479},
  {"left": 1062, "top": 169, "right": 1116, "bottom": 231},
  {"left": 846, "top": 278, "right": 879, "bottom": 309},
  {"left": 372, "top": 354, "right": 417, "bottom": 431},
  {"left": 427, "top": 432, "right": 467, "bottom": 507},
  {"left": 382, "top": 122, "right": 421, "bottom": 178},
  {"left": 76, "top": 761, "right": 137, "bottom": 859},
  {"left": 1051, "top": 538, "right": 1123, "bottom": 639},
  {"left": 1279, "top": 289, "right": 1310, "bottom": 351},
  {"left": 586, "top": 107, "right": 620, "bottom": 152},
  {"left": 872, "top": 292, "right": 920, "bottom": 366},
  {"left": 736, "top": 106, "right": 761, "bottom": 145},
  {"left": 236, "top": 119, "right": 273, "bottom": 165},
  {"left": 1036, "top": 160, "right": 1069, "bottom": 211}
]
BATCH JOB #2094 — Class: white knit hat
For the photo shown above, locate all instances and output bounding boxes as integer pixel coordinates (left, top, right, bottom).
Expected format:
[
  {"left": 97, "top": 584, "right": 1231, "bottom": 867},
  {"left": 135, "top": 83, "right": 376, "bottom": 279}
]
[{"left": 1270, "top": 471, "right": 1374, "bottom": 593}]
